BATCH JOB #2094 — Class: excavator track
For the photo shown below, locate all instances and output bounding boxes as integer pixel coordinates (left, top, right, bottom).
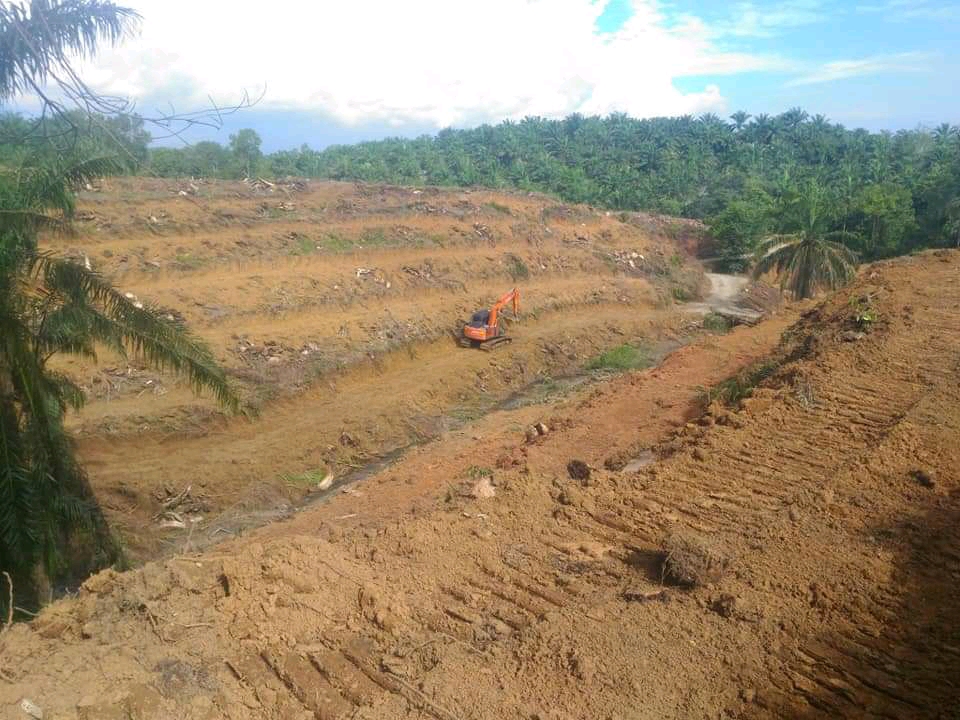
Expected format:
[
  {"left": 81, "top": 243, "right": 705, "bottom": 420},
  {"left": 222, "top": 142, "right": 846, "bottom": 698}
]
[{"left": 478, "top": 336, "right": 513, "bottom": 351}]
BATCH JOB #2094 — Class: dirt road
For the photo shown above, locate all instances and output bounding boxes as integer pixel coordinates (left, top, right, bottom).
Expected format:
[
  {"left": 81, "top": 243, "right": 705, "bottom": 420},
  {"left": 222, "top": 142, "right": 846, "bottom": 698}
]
[{"left": 3, "top": 250, "right": 956, "bottom": 719}]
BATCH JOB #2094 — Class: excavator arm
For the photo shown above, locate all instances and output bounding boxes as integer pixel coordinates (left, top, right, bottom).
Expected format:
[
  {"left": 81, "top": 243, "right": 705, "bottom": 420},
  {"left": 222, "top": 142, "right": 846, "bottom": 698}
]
[{"left": 487, "top": 288, "right": 519, "bottom": 329}]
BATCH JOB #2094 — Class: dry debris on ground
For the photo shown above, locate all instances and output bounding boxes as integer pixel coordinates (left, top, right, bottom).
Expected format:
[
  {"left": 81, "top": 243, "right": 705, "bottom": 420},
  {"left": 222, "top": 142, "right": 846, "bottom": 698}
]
[{"left": 1, "top": 250, "right": 957, "bottom": 719}]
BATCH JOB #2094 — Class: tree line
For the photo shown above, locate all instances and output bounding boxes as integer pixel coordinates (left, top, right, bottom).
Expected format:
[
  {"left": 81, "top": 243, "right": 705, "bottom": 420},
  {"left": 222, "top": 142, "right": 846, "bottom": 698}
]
[{"left": 3, "top": 109, "right": 958, "bottom": 268}]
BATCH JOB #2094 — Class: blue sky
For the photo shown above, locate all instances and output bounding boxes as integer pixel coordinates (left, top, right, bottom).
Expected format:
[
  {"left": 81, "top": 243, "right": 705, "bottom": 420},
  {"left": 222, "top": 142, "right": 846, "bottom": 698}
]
[{"left": 61, "top": 0, "right": 960, "bottom": 151}]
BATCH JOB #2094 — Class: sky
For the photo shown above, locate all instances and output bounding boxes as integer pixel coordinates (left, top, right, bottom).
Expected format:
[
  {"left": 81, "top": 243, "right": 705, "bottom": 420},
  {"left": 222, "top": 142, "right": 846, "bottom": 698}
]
[{"left": 52, "top": 0, "right": 960, "bottom": 150}]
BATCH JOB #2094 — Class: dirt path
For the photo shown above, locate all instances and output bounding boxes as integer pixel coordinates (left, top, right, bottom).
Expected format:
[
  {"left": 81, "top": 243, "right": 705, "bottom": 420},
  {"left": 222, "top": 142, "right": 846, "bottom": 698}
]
[{"left": 3, "top": 250, "right": 957, "bottom": 720}]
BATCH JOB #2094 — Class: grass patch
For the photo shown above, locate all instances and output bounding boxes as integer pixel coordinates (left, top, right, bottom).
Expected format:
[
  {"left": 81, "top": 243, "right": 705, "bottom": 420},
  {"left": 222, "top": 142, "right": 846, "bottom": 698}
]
[
  {"left": 320, "top": 233, "right": 354, "bottom": 252},
  {"left": 484, "top": 201, "right": 512, "bottom": 215},
  {"left": 449, "top": 404, "right": 486, "bottom": 424},
  {"left": 504, "top": 252, "right": 530, "bottom": 280},
  {"left": 463, "top": 465, "right": 493, "bottom": 480},
  {"left": 359, "top": 227, "right": 388, "bottom": 246},
  {"left": 703, "top": 312, "right": 732, "bottom": 334},
  {"left": 174, "top": 253, "right": 204, "bottom": 270},
  {"left": 281, "top": 467, "right": 330, "bottom": 488},
  {"left": 289, "top": 235, "right": 318, "bottom": 256},
  {"left": 586, "top": 343, "right": 653, "bottom": 372},
  {"left": 709, "top": 359, "right": 779, "bottom": 406},
  {"left": 671, "top": 286, "right": 691, "bottom": 302}
]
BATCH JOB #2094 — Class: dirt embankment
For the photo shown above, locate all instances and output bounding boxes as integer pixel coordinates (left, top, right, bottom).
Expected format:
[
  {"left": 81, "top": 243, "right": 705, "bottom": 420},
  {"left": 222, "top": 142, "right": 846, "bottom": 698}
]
[
  {"left": 3, "top": 249, "right": 957, "bottom": 719},
  {"left": 43, "top": 178, "right": 709, "bottom": 564}
]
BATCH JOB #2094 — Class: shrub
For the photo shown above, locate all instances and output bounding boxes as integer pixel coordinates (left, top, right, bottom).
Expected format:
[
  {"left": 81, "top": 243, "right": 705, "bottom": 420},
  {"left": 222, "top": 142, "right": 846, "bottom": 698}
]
[
  {"left": 703, "top": 312, "right": 732, "bottom": 333},
  {"left": 504, "top": 253, "right": 530, "bottom": 280},
  {"left": 586, "top": 343, "right": 652, "bottom": 372}
]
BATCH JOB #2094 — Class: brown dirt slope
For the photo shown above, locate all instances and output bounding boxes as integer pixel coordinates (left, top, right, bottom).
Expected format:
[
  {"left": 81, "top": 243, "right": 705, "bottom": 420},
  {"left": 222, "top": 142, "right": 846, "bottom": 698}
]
[
  {"left": 44, "top": 178, "right": 707, "bottom": 564},
  {"left": 2, "top": 250, "right": 958, "bottom": 719}
]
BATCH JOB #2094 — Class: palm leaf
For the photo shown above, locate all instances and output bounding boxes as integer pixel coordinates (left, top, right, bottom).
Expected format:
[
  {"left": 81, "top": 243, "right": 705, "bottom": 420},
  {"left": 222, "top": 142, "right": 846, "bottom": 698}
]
[
  {"left": 0, "top": 1, "right": 140, "bottom": 101},
  {"left": 33, "top": 254, "right": 240, "bottom": 410}
]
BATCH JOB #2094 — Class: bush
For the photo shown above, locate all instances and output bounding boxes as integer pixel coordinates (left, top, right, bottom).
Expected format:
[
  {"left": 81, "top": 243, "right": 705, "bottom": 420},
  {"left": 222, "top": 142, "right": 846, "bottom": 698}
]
[
  {"left": 504, "top": 252, "right": 530, "bottom": 280},
  {"left": 703, "top": 312, "right": 732, "bottom": 333}
]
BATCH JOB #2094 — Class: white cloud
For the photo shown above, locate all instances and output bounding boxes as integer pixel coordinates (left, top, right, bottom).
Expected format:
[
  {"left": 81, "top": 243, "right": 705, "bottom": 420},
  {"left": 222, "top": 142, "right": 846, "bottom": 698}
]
[
  {"left": 709, "top": 0, "right": 827, "bottom": 39},
  {"left": 787, "top": 51, "right": 935, "bottom": 86},
  {"left": 856, "top": 0, "right": 959, "bottom": 20},
  {"left": 70, "top": 0, "right": 786, "bottom": 128}
]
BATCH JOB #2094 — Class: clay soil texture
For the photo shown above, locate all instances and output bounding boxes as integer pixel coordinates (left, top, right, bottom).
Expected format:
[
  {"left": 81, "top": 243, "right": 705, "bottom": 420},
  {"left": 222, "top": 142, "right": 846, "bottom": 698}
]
[
  {"left": 41, "top": 178, "right": 708, "bottom": 563},
  {"left": 2, "top": 176, "right": 957, "bottom": 720}
]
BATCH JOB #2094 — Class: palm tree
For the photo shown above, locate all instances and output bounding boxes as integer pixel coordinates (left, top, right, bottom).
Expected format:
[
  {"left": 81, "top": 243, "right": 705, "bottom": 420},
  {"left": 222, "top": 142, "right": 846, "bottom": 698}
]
[
  {"left": 753, "top": 182, "right": 858, "bottom": 299},
  {"left": 932, "top": 123, "right": 958, "bottom": 145},
  {"left": 729, "top": 111, "right": 751, "bottom": 132},
  {"left": 1, "top": 1, "right": 238, "bottom": 606}
]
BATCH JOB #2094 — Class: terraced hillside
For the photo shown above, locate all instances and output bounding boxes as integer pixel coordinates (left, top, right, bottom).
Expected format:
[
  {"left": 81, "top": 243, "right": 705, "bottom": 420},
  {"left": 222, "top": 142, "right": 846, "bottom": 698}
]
[
  {"left": 44, "top": 178, "right": 706, "bottom": 562},
  {"left": 3, "top": 249, "right": 956, "bottom": 719}
]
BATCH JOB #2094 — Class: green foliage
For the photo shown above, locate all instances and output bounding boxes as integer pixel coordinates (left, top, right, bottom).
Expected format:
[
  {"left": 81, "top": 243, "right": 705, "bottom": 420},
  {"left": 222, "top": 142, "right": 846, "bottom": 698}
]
[
  {"left": 173, "top": 252, "right": 204, "bottom": 269},
  {"left": 586, "top": 343, "right": 652, "bottom": 372},
  {"left": 753, "top": 182, "right": 859, "bottom": 299},
  {"left": 0, "top": 0, "right": 238, "bottom": 607},
  {"left": 462, "top": 465, "right": 493, "bottom": 480},
  {"left": 359, "top": 227, "right": 387, "bottom": 246},
  {"left": 288, "top": 235, "right": 318, "bottom": 256},
  {"left": 228, "top": 128, "right": 262, "bottom": 179},
  {"left": 504, "top": 252, "right": 529, "bottom": 280},
  {"left": 282, "top": 467, "right": 329, "bottom": 488},
  {"left": 320, "top": 233, "right": 354, "bottom": 252},
  {"left": 710, "top": 360, "right": 780, "bottom": 406},
  {"left": 707, "top": 183, "right": 775, "bottom": 271},
  {"left": 104, "top": 109, "right": 959, "bottom": 263},
  {"left": 702, "top": 313, "right": 732, "bottom": 333},
  {"left": 0, "top": 1, "right": 141, "bottom": 100},
  {"left": 849, "top": 294, "right": 878, "bottom": 329}
]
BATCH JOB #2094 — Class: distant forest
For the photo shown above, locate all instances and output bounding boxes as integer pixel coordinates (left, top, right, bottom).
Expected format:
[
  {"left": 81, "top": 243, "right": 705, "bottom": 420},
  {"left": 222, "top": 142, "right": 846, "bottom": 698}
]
[{"left": 3, "top": 109, "right": 958, "bottom": 269}]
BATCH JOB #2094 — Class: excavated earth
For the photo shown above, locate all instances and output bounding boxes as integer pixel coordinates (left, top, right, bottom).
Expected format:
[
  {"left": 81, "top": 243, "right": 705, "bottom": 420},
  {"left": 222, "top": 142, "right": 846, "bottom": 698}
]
[
  {"left": 40, "top": 178, "right": 709, "bottom": 563},
  {"left": 1, "top": 219, "right": 957, "bottom": 718}
]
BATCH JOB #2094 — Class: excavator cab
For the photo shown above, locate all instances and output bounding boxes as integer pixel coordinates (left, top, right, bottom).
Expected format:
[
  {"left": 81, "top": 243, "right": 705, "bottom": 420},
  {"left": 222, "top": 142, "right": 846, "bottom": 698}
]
[
  {"left": 467, "top": 310, "right": 491, "bottom": 328},
  {"left": 460, "top": 288, "right": 519, "bottom": 350}
]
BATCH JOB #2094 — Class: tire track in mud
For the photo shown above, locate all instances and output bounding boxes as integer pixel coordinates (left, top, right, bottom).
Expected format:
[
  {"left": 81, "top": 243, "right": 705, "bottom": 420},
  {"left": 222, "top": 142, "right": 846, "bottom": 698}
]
[{"left": 6, "top": 253, "right": 956, "bottom": 719}]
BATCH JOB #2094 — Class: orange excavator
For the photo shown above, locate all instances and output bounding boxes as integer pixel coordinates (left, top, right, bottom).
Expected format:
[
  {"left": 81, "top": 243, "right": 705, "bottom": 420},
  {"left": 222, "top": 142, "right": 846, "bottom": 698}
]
[{"left": 460, "top": 288, "right": 520, "bottom": 350}]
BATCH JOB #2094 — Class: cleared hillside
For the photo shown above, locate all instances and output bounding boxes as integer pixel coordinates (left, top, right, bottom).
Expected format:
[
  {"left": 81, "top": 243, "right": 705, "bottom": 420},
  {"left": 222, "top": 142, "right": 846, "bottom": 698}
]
[
  {"left": 2, "top": 249, "right": 956, "bottom": 719},
  {"left": 44, "top": 177, "right": 706, "bottom": 563}
]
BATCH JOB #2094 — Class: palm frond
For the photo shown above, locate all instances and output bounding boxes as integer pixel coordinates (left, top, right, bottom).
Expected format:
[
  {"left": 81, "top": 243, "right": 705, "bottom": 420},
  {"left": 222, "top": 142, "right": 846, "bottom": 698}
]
[
  {"left": 34, "top": 254, "right": 240, "bottom": 410},
  {"left": 753, "top": 231, "right": 857, "bottom": 299},
  {"left": 0, "top": 1, "right": 140, "bottom": 101},
  {"left": 0, "top": 208, "right": 68, "bottom": 235}
]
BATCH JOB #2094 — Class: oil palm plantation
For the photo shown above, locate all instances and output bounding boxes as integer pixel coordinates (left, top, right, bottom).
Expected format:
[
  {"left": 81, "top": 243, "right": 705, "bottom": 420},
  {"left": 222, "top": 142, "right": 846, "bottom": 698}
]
[
  {"left": 753, "top": 182, "right": 859, "bottom": 299},
  {"left": 1, "top": 1, "right": 238, "bottom": 606}
]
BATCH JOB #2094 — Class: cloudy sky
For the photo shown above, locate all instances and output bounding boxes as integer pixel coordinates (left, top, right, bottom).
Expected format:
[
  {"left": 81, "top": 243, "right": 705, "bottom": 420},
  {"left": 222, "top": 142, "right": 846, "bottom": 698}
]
[{"left": 67, "top": 0, "right": 960, "bottom": 150}]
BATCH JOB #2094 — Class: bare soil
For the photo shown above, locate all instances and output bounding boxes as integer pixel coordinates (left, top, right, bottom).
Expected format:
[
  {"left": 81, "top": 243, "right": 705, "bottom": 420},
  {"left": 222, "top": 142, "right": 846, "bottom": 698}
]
[
  {"left": 3, "top": 179, "right": 957, "bottom": 720},
  {"left": 45, "top": 178, "right": 707, "bottom": 563}
]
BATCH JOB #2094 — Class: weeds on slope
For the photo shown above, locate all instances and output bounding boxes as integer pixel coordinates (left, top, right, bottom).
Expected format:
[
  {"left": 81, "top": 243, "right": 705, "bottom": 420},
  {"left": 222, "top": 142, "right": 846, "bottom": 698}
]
[
  {"left": 586, "top": 343, "right": 653, "bottom": 372},
  {"left": 699, "top": 358, "right": 781, "bottom": 407}
]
